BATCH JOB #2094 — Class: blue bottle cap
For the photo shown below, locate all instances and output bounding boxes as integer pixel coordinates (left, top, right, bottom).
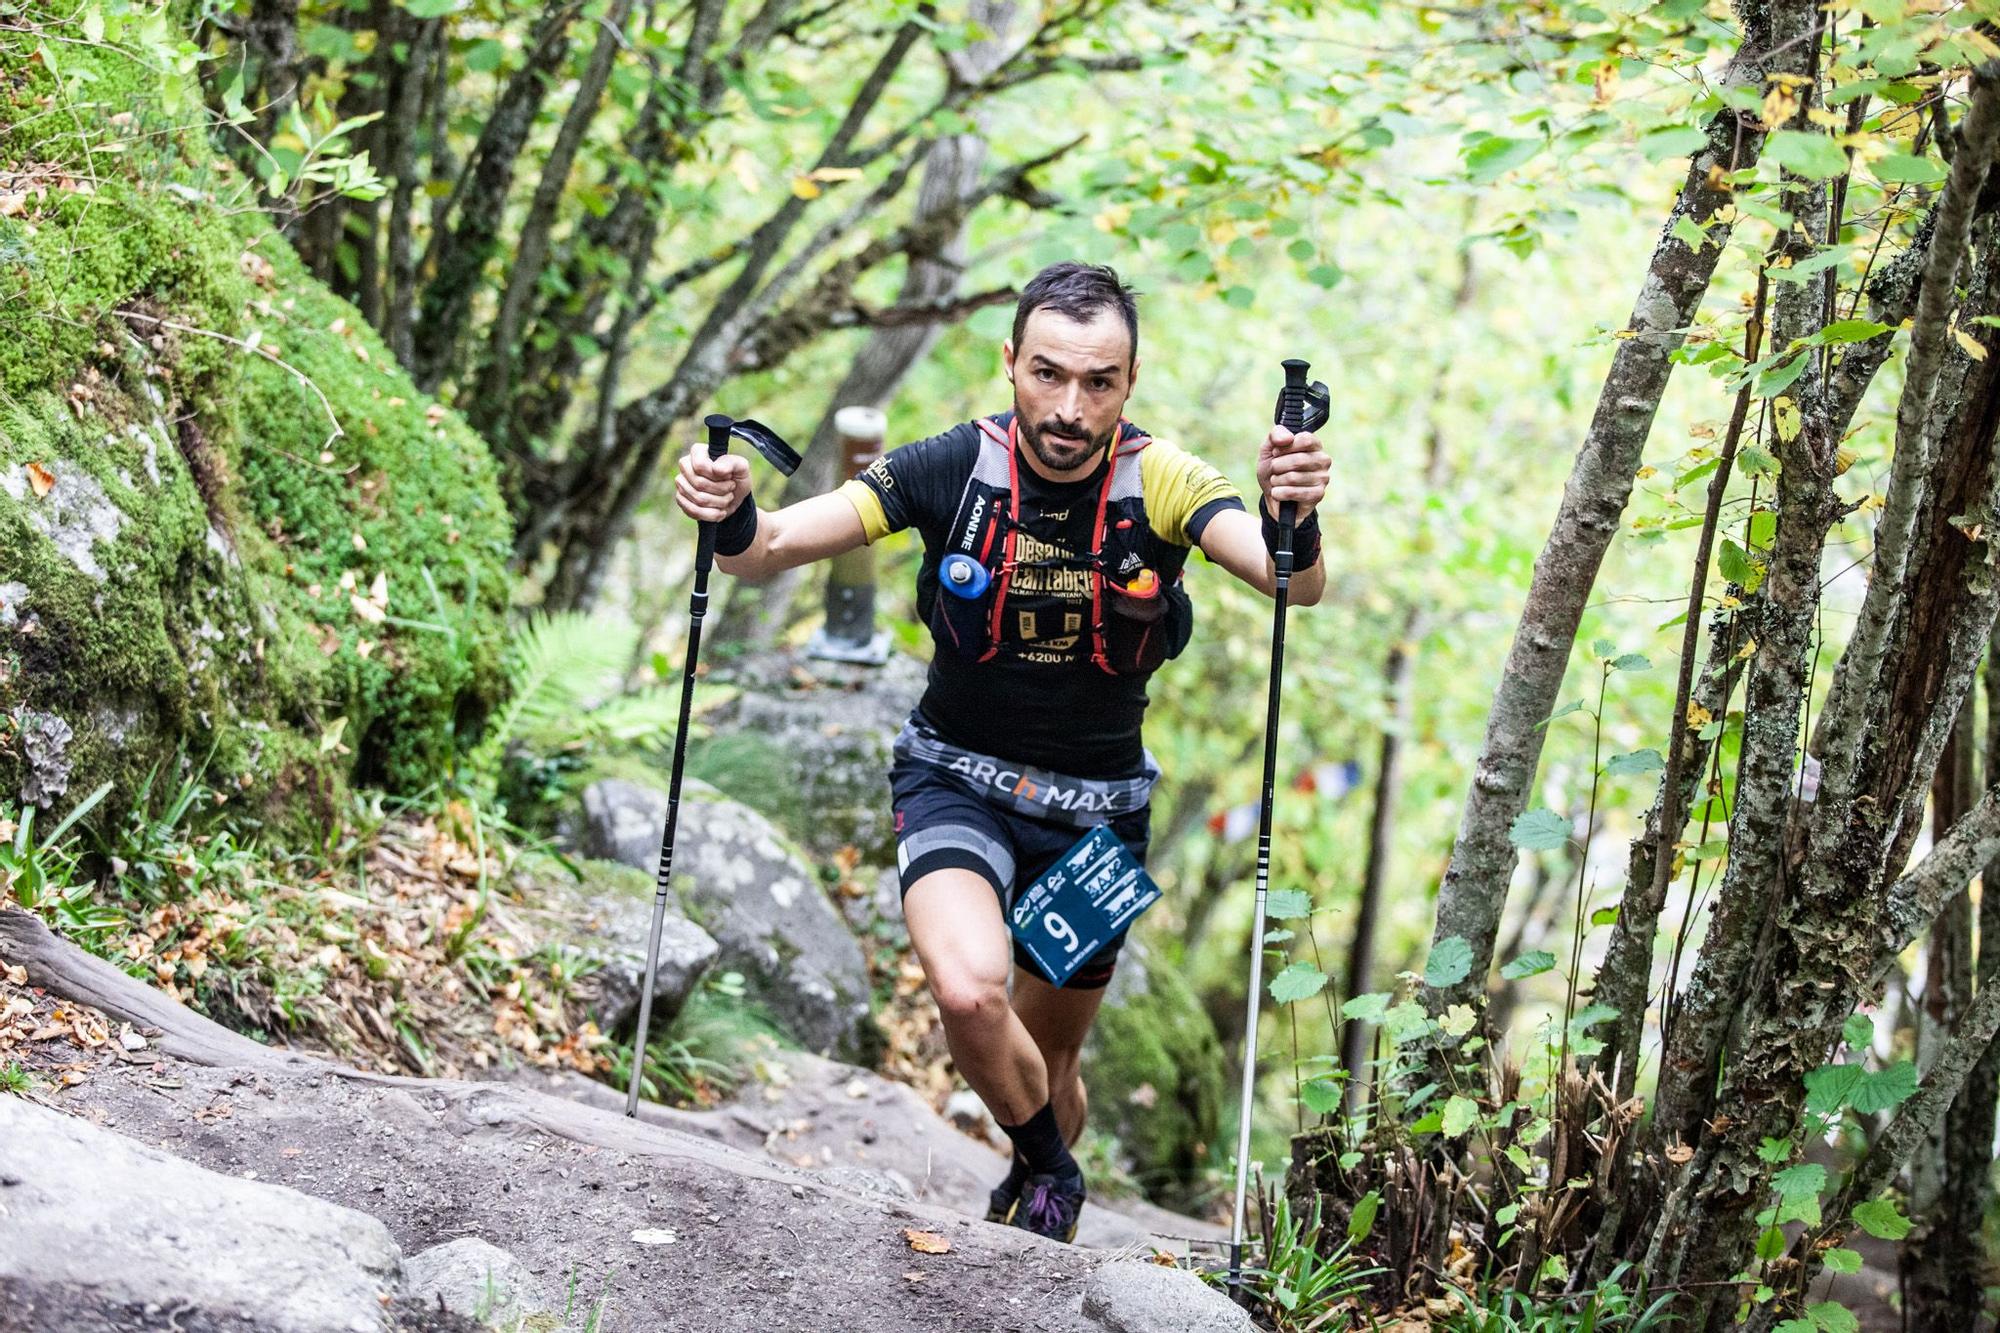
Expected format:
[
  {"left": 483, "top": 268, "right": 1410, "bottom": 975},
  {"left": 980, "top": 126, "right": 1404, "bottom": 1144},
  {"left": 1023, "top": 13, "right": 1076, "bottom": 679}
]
[{"left": 940, "top": 553, "right": 990, "bottom": 599}]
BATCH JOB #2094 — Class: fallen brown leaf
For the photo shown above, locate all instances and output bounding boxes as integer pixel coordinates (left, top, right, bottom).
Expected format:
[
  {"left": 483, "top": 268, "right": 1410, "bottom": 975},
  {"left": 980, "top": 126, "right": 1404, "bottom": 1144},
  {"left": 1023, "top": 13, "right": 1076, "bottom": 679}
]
[
  {"left": 26, "top": 462, "right": 55, "bottom": 498},
  {"left": 903, "top": 1228, "right": 950, "bottom": 1255}
]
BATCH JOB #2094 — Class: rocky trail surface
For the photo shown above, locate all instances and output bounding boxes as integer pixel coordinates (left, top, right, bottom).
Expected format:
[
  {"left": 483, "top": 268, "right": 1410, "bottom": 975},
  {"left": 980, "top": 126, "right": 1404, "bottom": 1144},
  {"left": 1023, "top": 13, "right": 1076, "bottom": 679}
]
[{"left": 0, "top": 909, "right": 1243, "bottom": 1333}]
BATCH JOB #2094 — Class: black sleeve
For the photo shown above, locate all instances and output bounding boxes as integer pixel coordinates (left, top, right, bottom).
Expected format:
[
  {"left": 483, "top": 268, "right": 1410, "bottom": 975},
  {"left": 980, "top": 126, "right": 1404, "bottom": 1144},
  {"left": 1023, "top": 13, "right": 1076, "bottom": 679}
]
[{"left": 840, "top": 422, "right": 978, "bottom": 547}]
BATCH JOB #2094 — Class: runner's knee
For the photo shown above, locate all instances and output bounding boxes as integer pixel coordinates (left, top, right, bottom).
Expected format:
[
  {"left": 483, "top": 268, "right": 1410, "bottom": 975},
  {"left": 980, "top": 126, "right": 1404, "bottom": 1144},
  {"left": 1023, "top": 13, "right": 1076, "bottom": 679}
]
[{"left": 931, "top": 966, "right": 1010, "bottom": 1028}]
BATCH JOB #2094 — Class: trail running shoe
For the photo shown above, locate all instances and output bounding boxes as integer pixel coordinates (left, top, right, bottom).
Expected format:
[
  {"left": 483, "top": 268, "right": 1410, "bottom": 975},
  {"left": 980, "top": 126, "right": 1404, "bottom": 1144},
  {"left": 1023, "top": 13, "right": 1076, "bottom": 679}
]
[
  {"left": 1009, "top": 1171, "right": 1087, "bottom": 1243},
  {"left": 987, "top": 1154, "right": 1030, "bottom": 1223}
]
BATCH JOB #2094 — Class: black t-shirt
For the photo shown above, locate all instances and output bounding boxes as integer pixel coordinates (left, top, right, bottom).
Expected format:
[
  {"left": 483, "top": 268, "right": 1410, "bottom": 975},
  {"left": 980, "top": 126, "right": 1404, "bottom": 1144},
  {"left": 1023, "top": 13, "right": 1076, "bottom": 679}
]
[{"left": 839, "top": 414, "right": 1243, "bottom": 778}]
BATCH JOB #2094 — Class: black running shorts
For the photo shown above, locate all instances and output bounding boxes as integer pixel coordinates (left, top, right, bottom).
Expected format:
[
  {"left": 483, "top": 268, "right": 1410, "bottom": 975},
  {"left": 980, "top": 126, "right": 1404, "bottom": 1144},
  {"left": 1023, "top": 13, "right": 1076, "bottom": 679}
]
[{"left": 889, "top": 757, "right": 1151, "bottom": 990}]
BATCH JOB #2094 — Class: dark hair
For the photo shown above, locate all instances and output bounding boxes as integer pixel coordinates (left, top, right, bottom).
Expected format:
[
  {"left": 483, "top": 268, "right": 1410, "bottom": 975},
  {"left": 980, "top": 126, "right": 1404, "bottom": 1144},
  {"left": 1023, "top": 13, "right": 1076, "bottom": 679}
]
[{"left": 1011, "top": 263, "right": 1140, "bottom": 367}]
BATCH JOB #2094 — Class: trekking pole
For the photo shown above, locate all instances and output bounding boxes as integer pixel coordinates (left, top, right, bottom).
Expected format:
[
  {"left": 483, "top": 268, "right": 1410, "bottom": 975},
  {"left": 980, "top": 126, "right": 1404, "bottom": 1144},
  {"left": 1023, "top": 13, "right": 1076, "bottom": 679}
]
[
  {"left": 626, "top": 413, "right": 733, "bottom": 1117},
  {"left": 624, "top": 412, "right": 801, "bottom": 1119},
  {"left": 1228, "top": 358, "right": 1328, "bottom": 1296}
]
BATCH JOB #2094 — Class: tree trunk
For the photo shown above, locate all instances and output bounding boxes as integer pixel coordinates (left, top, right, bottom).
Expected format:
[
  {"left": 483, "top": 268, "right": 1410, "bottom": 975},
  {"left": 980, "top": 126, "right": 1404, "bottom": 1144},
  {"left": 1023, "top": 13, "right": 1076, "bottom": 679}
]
[
  {"left": 1664, "top": 217, "right": 2000, "bottom": 1333},
  {"left": 1420, "top": 1, "right": 1790, "bottom": 1036},
  {"left": 1902, "top": 710, "right": 1981, "bottom": 1332},
  {"left": 1341, "top": 621, "right": 1418, "bottom": 1103},
  {"left": 410, "top": 0, "right": 584, "bottom": 393},
  {"left": 466, "top": 0, "right": 637, "bottom": 437},
  {"left": 709, "top": 39, "right": 1014, "bottom": 650}
]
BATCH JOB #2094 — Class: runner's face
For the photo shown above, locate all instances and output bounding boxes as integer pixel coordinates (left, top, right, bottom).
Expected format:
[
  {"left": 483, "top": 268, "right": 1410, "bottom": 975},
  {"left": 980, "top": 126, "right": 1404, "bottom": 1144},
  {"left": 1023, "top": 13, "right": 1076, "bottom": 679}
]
[{"left": 1003, "top": 308, "right": 1138, "bottom": 477}]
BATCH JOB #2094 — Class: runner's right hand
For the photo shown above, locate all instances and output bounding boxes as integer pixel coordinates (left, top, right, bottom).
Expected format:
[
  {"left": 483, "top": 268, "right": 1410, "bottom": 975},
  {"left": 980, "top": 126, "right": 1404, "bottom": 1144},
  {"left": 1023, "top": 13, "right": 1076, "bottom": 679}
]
[{"left": 675, "top": 441, "right": 752, "bottom": 523}]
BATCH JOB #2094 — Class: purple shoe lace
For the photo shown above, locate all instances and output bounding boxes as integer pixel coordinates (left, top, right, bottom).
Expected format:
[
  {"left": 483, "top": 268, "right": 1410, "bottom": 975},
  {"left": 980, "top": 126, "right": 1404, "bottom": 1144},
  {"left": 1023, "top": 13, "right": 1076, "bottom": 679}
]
[{"left": 1013, "top": 1174, "right": 1084, "bottom": 1239}]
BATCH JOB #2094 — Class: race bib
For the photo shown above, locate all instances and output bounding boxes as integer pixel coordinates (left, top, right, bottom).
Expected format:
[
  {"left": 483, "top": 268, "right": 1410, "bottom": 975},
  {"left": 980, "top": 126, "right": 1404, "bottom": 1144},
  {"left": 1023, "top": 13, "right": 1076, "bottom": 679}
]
[{"left": 1009, "top": 827, "right": 1161, "bottom": 986}]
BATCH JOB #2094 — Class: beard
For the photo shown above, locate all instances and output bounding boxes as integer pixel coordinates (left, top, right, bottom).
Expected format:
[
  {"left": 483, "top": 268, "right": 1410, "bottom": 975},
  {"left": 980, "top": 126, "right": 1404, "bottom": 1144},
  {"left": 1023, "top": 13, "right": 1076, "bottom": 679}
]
[{"left": 1016, "top": 400, "right": 1115, "bottom": 473}]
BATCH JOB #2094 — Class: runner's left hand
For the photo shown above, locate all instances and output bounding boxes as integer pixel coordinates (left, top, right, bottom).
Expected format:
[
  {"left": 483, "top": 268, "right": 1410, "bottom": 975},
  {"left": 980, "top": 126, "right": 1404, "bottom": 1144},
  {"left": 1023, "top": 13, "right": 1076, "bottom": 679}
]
[{"left": 1257, "top": 425, "right": 1330, "bottom": 521}]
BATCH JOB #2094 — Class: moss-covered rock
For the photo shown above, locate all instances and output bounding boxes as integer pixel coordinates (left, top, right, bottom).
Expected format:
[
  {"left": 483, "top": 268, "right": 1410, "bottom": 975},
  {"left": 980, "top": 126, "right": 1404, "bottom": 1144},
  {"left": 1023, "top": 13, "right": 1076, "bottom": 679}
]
[
  {"left": 0, "top": 32, "right": 510, "bottom": 823},
  {"left": 1084, "top": 937, "right": 1225, "bottom": 1210}
]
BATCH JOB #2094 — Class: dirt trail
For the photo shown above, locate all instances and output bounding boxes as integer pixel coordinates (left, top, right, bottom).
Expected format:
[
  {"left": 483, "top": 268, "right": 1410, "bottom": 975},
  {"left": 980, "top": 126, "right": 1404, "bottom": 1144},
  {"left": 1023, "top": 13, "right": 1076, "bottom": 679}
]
[{"left": 1, "top": 910, "right": 1235, "bottom": 1332}]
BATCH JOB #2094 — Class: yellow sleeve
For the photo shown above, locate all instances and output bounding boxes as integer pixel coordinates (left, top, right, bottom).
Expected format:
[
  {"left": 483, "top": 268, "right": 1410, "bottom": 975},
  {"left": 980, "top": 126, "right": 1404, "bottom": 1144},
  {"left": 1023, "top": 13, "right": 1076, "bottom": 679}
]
[
  {"left": 837, "top": 477, "right": 894, "bottom": 544},
  {"left": 1140, "top": 438, "right": 1243, "bottom": 547}
]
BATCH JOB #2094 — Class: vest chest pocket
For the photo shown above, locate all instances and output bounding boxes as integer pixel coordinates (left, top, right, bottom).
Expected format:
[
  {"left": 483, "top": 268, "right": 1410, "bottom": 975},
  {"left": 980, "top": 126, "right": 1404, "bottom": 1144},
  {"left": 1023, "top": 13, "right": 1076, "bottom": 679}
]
[
  {"left": 1102, "top": 570, "right": 1194, "bottom": 674},
  {"left": 931, "top": 552, "right": 995, "bottom": 662}
]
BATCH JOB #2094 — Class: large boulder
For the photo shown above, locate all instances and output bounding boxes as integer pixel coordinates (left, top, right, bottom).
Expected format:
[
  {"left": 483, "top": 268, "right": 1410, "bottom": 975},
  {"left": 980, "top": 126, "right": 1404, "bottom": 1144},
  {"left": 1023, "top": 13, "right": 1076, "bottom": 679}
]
[
  {"left": 0, "top": 32, "right": 510, "bottom": 826},
  {"left": 0, "top": 1096, "right": 403, "bottom": 1331},
  {"left": 692, "top": 648, "right": 927, "bottom": 862},
  {"left": 1083, "top": 938, "right": 1226, "bottom": 1210},
  {"left": 528, "top": 854, "right": 720, "bottom": 1033},
  {"left": 1081, "top": 1261, "right": 1253, "bottom": 1333},
  {"left": 579, "top": 777, "right": 877, "bottom": 1062}
]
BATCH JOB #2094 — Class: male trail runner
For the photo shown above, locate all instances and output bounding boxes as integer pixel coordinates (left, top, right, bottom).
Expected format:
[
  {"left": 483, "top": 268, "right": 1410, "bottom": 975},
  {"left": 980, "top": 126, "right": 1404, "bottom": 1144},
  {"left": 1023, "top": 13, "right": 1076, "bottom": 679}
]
[{"left": 674, "top": 263, "right": 1330, "bottom": 1242}]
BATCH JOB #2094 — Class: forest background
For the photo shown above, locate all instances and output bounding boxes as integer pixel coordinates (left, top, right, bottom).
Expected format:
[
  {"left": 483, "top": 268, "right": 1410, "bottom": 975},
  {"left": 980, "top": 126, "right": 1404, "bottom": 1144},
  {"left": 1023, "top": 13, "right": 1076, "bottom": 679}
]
[{"left": 8, "top": 0, "right": 2000, "bottom": 1329}]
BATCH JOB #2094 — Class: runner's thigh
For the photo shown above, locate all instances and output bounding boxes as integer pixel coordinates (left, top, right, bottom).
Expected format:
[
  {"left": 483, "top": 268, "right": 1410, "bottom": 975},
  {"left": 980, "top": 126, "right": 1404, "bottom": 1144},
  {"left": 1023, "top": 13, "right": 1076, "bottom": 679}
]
[{"left": 891, "top": 763, "right": 1019, "bottom": 993}]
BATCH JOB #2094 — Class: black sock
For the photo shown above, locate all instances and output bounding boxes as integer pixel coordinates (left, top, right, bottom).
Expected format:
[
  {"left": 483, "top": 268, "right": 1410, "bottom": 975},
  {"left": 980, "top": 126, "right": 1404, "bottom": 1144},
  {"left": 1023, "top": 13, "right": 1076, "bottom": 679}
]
[
  {"left": 998, "top": 1102, "right": 1080, "bottom": 1181},
  {"left": 1002, "top": 1150, "right": 1031, "bottom": 1190}
]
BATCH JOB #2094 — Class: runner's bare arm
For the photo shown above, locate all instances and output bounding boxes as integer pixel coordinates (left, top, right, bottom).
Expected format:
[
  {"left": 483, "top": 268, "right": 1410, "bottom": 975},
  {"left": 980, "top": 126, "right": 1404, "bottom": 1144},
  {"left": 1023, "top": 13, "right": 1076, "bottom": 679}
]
[
  {"left": 1195, "top": 425, "right": 1329, "bottom": 605},
  {"left": 674, "top": 442, "right": 868, "bottom": 578}
]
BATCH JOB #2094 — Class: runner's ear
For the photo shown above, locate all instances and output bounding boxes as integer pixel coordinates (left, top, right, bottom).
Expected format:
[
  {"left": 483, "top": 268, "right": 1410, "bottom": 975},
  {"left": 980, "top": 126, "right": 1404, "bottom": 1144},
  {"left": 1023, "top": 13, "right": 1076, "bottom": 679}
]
[{"left": 1002, "top": 339, "right": 1016, "bottom": 383}]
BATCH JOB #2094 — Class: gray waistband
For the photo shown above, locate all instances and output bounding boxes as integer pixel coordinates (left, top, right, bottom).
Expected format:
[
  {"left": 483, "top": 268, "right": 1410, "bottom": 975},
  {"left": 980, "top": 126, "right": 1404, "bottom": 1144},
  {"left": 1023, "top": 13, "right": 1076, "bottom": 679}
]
[{"left": 893, "top": 718, "right": 1158, "bottom": 828}]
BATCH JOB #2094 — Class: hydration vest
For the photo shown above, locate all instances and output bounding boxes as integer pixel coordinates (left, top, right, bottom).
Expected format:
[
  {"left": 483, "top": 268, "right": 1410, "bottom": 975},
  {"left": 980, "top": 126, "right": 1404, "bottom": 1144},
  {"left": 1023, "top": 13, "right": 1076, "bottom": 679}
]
[{"left": 925, "top": 414, "right": 1193, "bottom": 676}]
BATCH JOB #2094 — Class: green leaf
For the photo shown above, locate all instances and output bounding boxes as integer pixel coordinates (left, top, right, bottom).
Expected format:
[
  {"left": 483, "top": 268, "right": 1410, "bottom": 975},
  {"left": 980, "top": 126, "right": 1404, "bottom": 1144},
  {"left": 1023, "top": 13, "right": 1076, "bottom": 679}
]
[
  {"left": 1501, "top": 950, "right": 1557, "bottom": 980},
  {"left": 1755, "top": 1224, "right": 1787, "bottom": 1261},
  {"left": 1568, "top": 1003, "right": 1619, "bottom": 1037},
  {"left": 1757, "top": 1136, "right": 1793, "bottom": 1164},
  {"left": 1263, "top": 928, "right": 1295, "bottom": 944},
  {"left": 1286, "top": 238, "right": 1315, "bottom": 263},
  {"left": 1641, "top": 126, "right": 1709, "bottom": 162},
  {"left": 1509, "top": 808, "right": 1573, "bottom": 851},
  {"left": 1605, "top": 748, "right": 1665, "bottom": 778},
  {"left": 1306, "top": 264, "right": 1342, "bottom": 289},
  {"left": 1756, "top": 354, "right": 1809, "bottom": 397},
  {"left": 1221, "top": 286, "right": 1255, "bottom": 310},
  {"left": 1807, "top": 1302, "right": 1859, "bottom": 1333},
  {"left": 1592, "top": 637, "right": 1619, "bottom": 658},
  {"left": 1341, "top": 992, "right": 1391, "bottom": 1023},
  {"left": 1843, "top": 1012, "right": 1874, "bottom": 1050},
  {"left": 1441, "top": 1094, "right": 1481, "bottom": 1138},
  {"left": 1805, "top": 1062, "right": 1866, "bottom": 1115},
  {"left": 1852, "top": 1197, "right": 1913, "bottom": 1240},
  {"left": 1612, "top": 653, "right": 1653, "bottom": 672},
  {"left": 1464, "top": 134, "right": 1542, "bottom": 182},
  {"left": 1871, "top": 152, "right": 1945, "bottom": 185},
  {"left": 1537, "top": 699, "right": 1586, "bottom": 729},
  {"left": 1764, "top": 130, "right": 1850, "bottom": 180},
  {"left": 1270, "top": 962, "right": 1329, "bottom": 1005},
  {"left": 1348, "top": 1190, "right": 1381, "bottom": 1241},
  {"left": 1798, "top": 318, "right": 1893, "bottom": 347},
  {"left": 1775, "top": 1321, "right": 1817, "bottom": 1333},
  {"left": 1851, "top": 1061, "right": 1917, "bottom": 1113},
  {"left": 1590, "top": 905, "right": 1620, "bottom": 927},
  {"left": 1383, "top": 1001, "right": 1432, "bottom": 1043},
  {"left": 1300, "top": 1077, "right": 1344, "bottom": 1116},
  {"left": 1424, "top": 936, "right": 1475, "bottom": 988},
  {"left": 1821, "top": 1248, "right": 1863, "bottom": 1274},
  {"left": 1748, "top": 509, "right": 1778, "bottom": 550},
  {"left": 1774, "top": 1162, "right": 1827, "bottom": 1200},
  {"left": 1719, "top": 537, "right": 1764, "bottom": 591},
  {"left": 1673, "top": 215, "right": 1713, "bottom": 252},
  {"left": 1739, "top": 445, "right": 1780, "bottom": 477},
  {"left": 1266, "top": 888, "right": 1313, "bottom": 920}
]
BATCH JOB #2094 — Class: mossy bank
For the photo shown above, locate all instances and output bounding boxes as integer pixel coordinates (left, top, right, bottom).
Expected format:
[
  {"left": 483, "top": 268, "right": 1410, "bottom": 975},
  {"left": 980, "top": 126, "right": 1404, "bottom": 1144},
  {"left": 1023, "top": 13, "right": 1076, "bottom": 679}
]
[{"left": 0, "top": 26, "right": 511, "bottom": 825}]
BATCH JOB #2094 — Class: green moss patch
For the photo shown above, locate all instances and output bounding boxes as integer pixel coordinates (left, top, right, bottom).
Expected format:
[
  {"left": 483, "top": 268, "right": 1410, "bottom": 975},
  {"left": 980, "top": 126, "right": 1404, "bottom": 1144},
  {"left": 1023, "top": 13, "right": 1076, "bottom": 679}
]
[{"left": 0, "top": 31, "right": 509, "bottom": 826}]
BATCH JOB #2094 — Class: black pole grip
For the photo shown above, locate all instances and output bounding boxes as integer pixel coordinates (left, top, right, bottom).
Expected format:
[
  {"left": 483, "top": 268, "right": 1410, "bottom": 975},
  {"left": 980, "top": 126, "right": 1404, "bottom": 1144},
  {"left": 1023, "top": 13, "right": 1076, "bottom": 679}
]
[
  {"left": 1271, "top": 361, "right": 1308, "bottom": 574},
  {"left": 696, "top": 413, "right": 734, "bottom": 576}
]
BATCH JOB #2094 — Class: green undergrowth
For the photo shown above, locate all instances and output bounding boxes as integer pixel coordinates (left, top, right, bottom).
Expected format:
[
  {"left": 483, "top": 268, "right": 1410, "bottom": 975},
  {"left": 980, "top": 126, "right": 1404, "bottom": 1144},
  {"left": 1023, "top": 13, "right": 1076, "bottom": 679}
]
[{"left": 0, "top": 22, "right": 509, "bottom": 830}]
